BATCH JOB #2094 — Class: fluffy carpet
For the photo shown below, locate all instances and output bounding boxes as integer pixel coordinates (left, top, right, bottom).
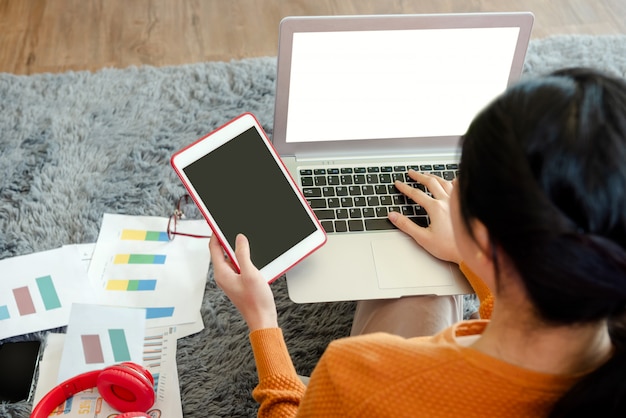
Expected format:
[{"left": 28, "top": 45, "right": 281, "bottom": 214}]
[{"left": 1, "top": 34, "right": 625, "bottom": 417}]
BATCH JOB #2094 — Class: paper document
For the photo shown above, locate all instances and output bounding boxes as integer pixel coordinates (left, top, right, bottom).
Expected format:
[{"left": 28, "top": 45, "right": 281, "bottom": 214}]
[
  {"left": 0, "top": 247, "right": 95, "bottom": 339},
  {"left": 57, "top": 304, "right": 146, "bottom": 383},
  {"left": 87, "top": 213, "right": 211, "bottom": 328},
  {"left": 33, "top": 327, "right": 182, "bottom": 418}
]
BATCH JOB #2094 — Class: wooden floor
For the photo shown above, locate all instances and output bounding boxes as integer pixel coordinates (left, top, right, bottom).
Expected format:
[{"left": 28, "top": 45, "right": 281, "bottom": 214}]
[{"left": 0, "top": 0, "right": 624, "bottom": 75}]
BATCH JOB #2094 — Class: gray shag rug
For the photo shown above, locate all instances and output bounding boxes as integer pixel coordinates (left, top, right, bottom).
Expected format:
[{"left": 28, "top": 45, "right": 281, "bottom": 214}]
[{"left": 1, "top": 34, "right": 625, "bottom": 417}]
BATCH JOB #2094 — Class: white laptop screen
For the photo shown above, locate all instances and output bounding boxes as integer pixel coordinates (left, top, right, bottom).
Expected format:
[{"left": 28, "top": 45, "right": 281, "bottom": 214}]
[
  {"left": 286, "top": 27, "right": 519, "bottom": 144},
  {"left": 273, "top": 13, "right": 534, "bottom": 159}
]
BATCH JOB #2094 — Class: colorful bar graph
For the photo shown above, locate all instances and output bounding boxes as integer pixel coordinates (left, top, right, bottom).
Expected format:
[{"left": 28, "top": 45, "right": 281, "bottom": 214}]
[
  {"left": 145, "top": 307, "right": 175, "bottom": 319},
  {"left": 80, "top": 329, "right": 133, "bottom": 364},
  {"left": 13, "top": 287, "right": 36, "bottom": 316},
  {"left": 8, "top": 276, "right": 62, "bottom": 317},
  {"left": 0, "top": 306, "right": 9, "bottom": 320},
  {"left": 36, "top": 275, "right": 62, "bottom": 310},
  {"left": 143, "top": 334, "right": 164, "bottom": 369},
  {"left": 113, "top": 254, "right": 167, "bottom": 265},
  {"left": 81, "top": 334, "right": 105, "bottom": 364},
  {"left": 152, "top": 373, "right": 160, "bottom": 391},
  {"left": 106, "top": 279, "right": 157, "bottom": 291},
  {"left": 109, "top": 329, "right": 131, "bottom": 362},
  {"left": 121, "top": 229, "right": 169, "bottom": 242}
]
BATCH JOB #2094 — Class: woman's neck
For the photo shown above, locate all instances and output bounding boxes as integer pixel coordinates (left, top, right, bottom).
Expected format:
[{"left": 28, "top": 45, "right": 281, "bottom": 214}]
[{"left": 471, "top": 299, "right": 613, "bottom": 376}]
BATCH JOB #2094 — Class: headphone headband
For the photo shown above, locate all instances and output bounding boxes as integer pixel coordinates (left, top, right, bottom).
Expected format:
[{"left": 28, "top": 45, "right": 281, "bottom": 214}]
[{"left": 31, "top": 363, "right": 154, "bottom": 418}]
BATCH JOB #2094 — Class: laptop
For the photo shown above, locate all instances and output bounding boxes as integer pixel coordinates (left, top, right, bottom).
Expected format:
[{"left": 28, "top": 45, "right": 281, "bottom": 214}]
[{"left": 272, "top": 12, "right": 534, "bottom": 303}]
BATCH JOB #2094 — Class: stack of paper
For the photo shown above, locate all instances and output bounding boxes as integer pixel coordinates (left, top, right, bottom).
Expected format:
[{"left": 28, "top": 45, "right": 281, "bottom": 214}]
[{"left": 0, "top": 213, "right": 212, "bottom": 417}]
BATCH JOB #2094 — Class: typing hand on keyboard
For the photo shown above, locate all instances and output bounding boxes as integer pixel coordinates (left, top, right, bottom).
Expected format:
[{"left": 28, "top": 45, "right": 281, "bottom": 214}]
[
  {"left": 300, "top": 163, "right": 458, "bottom": 235},
  {"left": 388, "top": 170, "right": 461, "bottom": 264}
]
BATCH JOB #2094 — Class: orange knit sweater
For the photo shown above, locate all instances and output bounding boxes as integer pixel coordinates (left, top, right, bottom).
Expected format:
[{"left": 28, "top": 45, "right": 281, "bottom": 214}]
[{"left": 248, "top": 264, "right": 582, "bottom": 417}]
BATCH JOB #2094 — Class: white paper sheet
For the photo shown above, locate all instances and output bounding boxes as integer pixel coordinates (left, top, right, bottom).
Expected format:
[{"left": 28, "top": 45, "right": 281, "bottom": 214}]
[
  {"left": 64, "top": 242, "right": 206, "bottom": 338},
  {"left": 0, "top": 247, "right": 96, "bottom": 340},
  {"left": 87, "top": 214, "right": 211, "bottom": 328},
  {"left": 57, "top": 304, "right": 146, "bottom": 382},
  {"left": 33, "top": 327, "right": 182, "bottom": 418}
]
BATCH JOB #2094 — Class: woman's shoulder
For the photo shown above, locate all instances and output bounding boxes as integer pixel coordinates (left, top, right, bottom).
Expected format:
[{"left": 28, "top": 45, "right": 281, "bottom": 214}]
[
  {"left": 323, "top": 321, "right": 486, "bottom": 372},
  {"left": 306, "top": 323, "right": 488, "bottom": 413},
  {"left": 330, "top": 319, "right": 487, "bottom": 348}
]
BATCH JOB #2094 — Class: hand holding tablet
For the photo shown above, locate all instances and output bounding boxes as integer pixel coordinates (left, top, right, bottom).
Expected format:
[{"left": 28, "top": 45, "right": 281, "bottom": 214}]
[{"left": 171, "top": 113, "right": 326, "bottom": 283}]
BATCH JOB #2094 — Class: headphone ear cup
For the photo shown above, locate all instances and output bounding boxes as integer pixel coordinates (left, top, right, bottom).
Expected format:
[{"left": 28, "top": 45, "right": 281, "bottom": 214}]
[{"left": 97, "top": 363, "right": 155, "bottom": 413}]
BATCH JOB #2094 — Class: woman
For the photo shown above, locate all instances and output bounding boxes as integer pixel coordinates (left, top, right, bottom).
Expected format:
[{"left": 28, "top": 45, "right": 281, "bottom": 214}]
[{"left": 209, "top": 68, "right": 626, "bottom": 417}]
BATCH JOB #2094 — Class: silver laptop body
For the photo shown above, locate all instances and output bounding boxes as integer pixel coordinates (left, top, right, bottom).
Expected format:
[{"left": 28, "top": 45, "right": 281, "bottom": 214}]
[{"left": 272, "top": 12, "right": 534, "bottom": 303}]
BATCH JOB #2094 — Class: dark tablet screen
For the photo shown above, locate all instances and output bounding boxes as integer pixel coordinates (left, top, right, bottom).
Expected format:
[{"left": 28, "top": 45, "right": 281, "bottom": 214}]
[{"left": 183, "top": 126, "right": 317, "bottom": 269}]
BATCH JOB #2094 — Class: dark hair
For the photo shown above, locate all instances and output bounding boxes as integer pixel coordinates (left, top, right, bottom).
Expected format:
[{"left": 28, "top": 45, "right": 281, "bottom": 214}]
[{"left": 458, "top": 68, "right": 626, "bottom": 416}]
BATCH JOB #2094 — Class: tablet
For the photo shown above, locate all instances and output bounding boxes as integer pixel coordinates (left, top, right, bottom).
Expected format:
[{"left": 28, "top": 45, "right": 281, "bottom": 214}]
[{"left": 171, "top": 113, "right": 327, "bottom": 283}]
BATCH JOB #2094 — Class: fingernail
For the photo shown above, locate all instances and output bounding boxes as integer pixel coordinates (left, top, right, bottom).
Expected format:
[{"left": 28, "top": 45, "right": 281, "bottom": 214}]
[{"left": 388, "top": 211, "right": 398, "bottom": 221}]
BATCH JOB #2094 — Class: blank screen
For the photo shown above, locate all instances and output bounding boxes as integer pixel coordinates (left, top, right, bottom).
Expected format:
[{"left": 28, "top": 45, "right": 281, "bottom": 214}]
[
  {"left": 183, "top": 126, "right": 317, "bottom": 269},
  {"left": 286, "top": 27, "right": 520, "bottom": 142}
]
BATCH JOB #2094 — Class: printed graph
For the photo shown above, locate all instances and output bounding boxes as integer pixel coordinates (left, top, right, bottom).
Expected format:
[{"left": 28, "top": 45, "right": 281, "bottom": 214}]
[
  {"left": 106, "top": 279, "right": 157, "bottom": 291},
  {"left": 108, "top": 329, "right": 131, "bottom": 362},
  {"left": 0, "top": 275, "right": 62, "bottom": 320},
  {"left": 81, "top": 335, "right": 105, "bottom": 364},
  {"left": 87, "top": 214, "right": 209, "bottom": 329},
  {"left": 145, "top": 307, "right": 175, "bottom": 319},
  {"left": 113, "top": 254, "right": 167, "bottom": 265},
  {"left": 121, "top": 229, "right": 169, "bottom": 242},
  {"left": 142, "top": 326, "right": 177, "bottom": 400},
  {"left": 12, "top": 287, "right": 35, "bottom": 315},
  {"left": 0, "top": 306, "right": 9, "bottom": 320},
  {"left": 143, "top": 334, "right": 163, "bottom": 369},
  {"left": 80, "top": 329, "right": 132, "bottom": 364}
]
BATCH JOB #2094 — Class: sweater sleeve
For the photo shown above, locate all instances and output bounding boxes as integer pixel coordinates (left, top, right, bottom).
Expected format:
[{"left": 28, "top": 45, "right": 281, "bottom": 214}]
[
  {"left": 249, "top": 328, "right": 306, "bottom": 418},
  {"left": 459, "top": 262, "right": 495, "bottom": 319}
]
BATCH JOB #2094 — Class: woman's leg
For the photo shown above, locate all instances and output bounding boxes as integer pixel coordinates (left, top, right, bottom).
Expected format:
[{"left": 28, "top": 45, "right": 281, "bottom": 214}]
[{"left": 350, "top": 295, "right": 463, "bottom": 338}]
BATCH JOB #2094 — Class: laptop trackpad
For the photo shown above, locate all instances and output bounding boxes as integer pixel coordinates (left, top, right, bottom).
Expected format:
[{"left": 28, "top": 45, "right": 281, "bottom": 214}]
[{"left": 371, "top": 237, "right": 457, "bottom": 289}]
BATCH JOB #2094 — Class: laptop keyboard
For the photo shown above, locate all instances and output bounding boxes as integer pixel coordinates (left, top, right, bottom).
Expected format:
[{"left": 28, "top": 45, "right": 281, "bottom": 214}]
[{"left": 299, "top": 163, "right": 459, "bottom": 234}]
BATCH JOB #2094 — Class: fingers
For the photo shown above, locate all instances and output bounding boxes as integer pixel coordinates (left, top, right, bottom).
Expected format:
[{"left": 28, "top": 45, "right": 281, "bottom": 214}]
[
  {"left": 389, "top": 170, "right": 453, "bottom": 249},
  {"left": 210, "top": 234, "right": 256, "bottom": 276},
  {"left": 388, "top": 210, "right": 428, "bottom": 244},
  {"left": 405, "top": 170, "right": 452, "bottom": 200},
  {"left": 233, "top": 234, "right": 255, "bottom": 273},
  {"left": 209, "top": 234, "right": 224, "bottom": 263},
  {"left": 393, "top": 181, "right": 428, "bottom": 213},
  {"left": 209, "top": 235, "right": 232, "bottom": 272}
]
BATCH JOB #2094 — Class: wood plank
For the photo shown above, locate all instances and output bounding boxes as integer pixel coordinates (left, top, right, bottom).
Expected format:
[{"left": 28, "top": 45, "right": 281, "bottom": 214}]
[{"left": 0, "top": 0, "right": 624, "bottom": 75}]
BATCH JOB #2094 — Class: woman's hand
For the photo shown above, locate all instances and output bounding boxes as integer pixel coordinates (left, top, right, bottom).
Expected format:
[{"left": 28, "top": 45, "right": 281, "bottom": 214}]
[
  {"left": 388, "top": 170, "right": 461, "bottom": 264},
  {"left": 209, "top": 234, "right": 279, "bottom": 331}
]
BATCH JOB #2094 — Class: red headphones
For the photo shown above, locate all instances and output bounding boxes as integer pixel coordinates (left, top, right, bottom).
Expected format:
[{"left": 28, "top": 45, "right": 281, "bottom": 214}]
[{"left": 31, "top": 362, "right": 155, "bottom": 418}]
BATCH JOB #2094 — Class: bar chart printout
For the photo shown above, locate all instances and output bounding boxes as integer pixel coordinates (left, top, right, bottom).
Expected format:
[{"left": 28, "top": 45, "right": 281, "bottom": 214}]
[
  {"left": 146, "top": 307, "right": 175, "bottom": 319},
  {"left": 121, "top": 229, "right": 169, "bottom": 242},
  {"left": 108, "top": 329, "right": 131, "bottom": 362},
  {"left": 0, "top": 246, "right": 94, "bottom": 340},
  {"left": 113, "top": 254, "right": 167, "bottom": 265},
  {"left": 81, "top": 335, "right": 105, "bottom": 364},
  {"left": 80, "top": 330, "right": 132, "bottom": 364},
  {"left": 142, "top": 326, "right": 178, "bottom": 405},
  {"left": 33, "top": 327, "right": 183, "bottom": 418},
  {"left": 87, "top": 213, "right": 212, "bottom": 328},
  {"left": 58, "top": 304, "right": 146, "bottom": 382},
  {"left": 0, "top": 305, "right": 9, "bottom": 321},
  {"left": 1, "top": 275, "right": 63, "bottom": 320},
  {"left": 12, "top": 287, "right": 36, "bottom": 316},
  {"left": 106, "top": 279, "right": 157, "bottom": 291}
]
